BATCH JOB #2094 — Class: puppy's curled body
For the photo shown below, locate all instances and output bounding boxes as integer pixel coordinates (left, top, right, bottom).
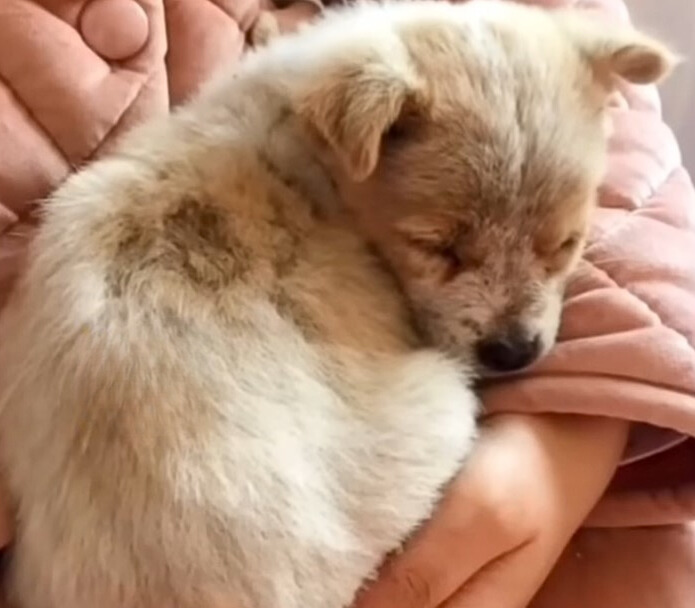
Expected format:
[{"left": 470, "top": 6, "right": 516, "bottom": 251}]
[
  {"left": 0, "top": 4, "right": 478, "bottom": 608},
  {"left": 0, "top": 0, "right": 676, "bottom": 606}
]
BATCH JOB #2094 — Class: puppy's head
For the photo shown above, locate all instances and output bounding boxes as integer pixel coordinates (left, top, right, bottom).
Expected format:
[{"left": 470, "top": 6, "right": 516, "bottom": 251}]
[{"left": 295, "top": 1, "right": 676, "bottom": 374}]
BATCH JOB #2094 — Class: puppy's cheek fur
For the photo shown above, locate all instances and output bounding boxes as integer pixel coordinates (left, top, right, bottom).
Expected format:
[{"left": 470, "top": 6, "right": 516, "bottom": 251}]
[
  {"left": 403, "top": 278, "right": 494, "bottom": 362},
  {"left": 524, "top": 283, "right": 565, "bottom": 357}
]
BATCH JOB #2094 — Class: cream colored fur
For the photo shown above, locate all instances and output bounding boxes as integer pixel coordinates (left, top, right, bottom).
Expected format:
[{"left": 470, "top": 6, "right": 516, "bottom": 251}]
[{"left": 0, "top": 2, "right": 674, "bottom": 608}]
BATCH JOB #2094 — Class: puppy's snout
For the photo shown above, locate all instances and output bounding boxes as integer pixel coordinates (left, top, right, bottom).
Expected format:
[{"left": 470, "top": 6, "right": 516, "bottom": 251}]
[{"left": 475, "top": 329, "right": 541, "bottom": 373}]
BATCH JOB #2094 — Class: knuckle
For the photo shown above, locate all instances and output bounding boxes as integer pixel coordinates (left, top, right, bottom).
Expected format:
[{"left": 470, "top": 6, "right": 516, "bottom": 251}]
[
  {"left": 488, "top": 496, "right": 542, "bottom": 543},
  {"left": 394, "top": 567, "right": 434, "bottom": 608}
]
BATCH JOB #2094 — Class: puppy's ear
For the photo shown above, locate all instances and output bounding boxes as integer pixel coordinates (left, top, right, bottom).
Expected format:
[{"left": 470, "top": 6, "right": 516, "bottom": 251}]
[
  {"left": 557, "top": 12, "right": 679, "bottom": 85},
  {"left": 297, "top": 58, "right": 421, "bottom": 182}
]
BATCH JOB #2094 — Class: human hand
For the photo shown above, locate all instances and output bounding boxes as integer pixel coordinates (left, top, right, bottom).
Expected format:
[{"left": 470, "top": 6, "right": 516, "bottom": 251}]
[{"left": 355, "top": 413, "right": 629, "bottom": 608}]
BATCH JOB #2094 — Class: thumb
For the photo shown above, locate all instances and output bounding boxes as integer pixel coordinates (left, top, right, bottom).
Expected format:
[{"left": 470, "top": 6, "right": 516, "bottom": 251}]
[{"left": 441, "top": 538, "right": 562, "bottom": 608}]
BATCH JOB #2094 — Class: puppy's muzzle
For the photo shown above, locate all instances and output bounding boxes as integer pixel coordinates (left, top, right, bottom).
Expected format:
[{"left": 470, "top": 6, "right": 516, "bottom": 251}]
[{"left": 475, "top": 326, "right": 541, "bottom": 374}]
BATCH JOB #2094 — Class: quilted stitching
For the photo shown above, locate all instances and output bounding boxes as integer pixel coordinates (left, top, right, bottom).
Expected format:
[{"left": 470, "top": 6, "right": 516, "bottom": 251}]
[
  {"left": 164, "top": 0, "right": 247, "bottom": 105},
  {"left": 1, "top": 1, "right": 142, "bottom": 163},
  {"left": 0, "top": 71, "right": 70, "bottom": 167},
  {"left": 579, "top": 98, "right": 695, "bottom": 352},
  {"left": 0, "top": 73, "right": 70, "bottom": 215},
  {"left": 0, "top": 0, "right": 237, "bottom": 304}
]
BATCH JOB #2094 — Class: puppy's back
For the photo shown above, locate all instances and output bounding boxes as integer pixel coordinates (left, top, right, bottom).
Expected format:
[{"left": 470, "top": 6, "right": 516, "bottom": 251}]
[{"left": 0, "top": 97, "right": 474, "bottom": 608}]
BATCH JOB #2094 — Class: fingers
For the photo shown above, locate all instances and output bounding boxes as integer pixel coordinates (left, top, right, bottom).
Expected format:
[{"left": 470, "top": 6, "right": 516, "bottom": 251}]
[
  {"left": 354, "top": 414, "right": 625, "bottom": 608},
  {"left": 353, "top": 470, "right": 529, "bottom": 608},
  {"left": 353, "top": 416, "right": 549, "bottom": 608},
  {"left": 352, "top": 500, "right": 486, "bottom": 607},
  {"left": 441, "top": 539, "right": 560, "bottom": 608}
]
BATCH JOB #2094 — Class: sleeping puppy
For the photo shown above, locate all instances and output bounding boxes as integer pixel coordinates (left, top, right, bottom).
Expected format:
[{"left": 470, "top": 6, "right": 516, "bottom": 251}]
[{"left": 0, "top": 2, "right": 673, "bottom": 608}]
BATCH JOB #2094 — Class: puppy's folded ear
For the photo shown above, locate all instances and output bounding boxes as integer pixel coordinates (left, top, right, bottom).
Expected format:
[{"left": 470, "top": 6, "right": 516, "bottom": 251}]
[
  {"left": 296, "top": 56, "right": 421, "bottom": 182},
  {"left": 556, "top": 11, "right": 679, "bottom": 85}
]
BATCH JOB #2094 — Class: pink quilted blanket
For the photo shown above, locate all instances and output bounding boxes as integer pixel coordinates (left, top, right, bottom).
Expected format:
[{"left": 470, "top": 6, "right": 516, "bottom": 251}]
[{"left": 0, "top": 0, "right": 694, "bottom": 605}]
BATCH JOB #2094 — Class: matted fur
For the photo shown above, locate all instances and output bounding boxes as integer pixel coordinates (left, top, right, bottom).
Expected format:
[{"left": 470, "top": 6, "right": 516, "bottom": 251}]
[{"left": 0, "top": 2, "right": 673, "bottom": 607}]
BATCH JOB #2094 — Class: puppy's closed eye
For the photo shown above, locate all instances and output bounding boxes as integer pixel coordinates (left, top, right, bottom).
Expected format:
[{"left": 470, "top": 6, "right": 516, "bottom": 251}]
[
  {"left": 418, "top": 239, "right": 462, "bottom": 268},
  {"left": 396, "top": 214, "right": 478, "bottom": 281},
  {"left": 558, "top": 234, "right": 581, "bottom": 253},
  {"left": 409, "top": 238, "right": 468, "bottom": 283},
  {"left": 538, "top": 232, "right": 583, "bottom": 274},
  {"left": 396, "top": 213, "right": 460, "bottom": 250}
]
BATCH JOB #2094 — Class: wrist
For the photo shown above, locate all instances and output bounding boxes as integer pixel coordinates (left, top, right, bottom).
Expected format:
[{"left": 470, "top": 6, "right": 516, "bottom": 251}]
[{"left": 482, "top": 413, "right": 629, "bottom": 528}]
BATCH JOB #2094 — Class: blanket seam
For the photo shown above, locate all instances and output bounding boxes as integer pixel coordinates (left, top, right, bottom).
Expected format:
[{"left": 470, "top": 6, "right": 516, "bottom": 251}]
[
  {"left": 487, "top": 369, "right": 695, "bottom": 399},
  {"left": 82, "top": 69, "right": 159, "bottom": 164},
  {"left": 0, "top": 73, "right": 71, "bottom": 168}
]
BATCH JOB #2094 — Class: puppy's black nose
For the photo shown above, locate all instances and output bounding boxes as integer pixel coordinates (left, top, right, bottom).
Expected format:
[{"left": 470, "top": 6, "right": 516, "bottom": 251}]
[{"left": 476, "top": 332, "right": 541, "bottom": 373}]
